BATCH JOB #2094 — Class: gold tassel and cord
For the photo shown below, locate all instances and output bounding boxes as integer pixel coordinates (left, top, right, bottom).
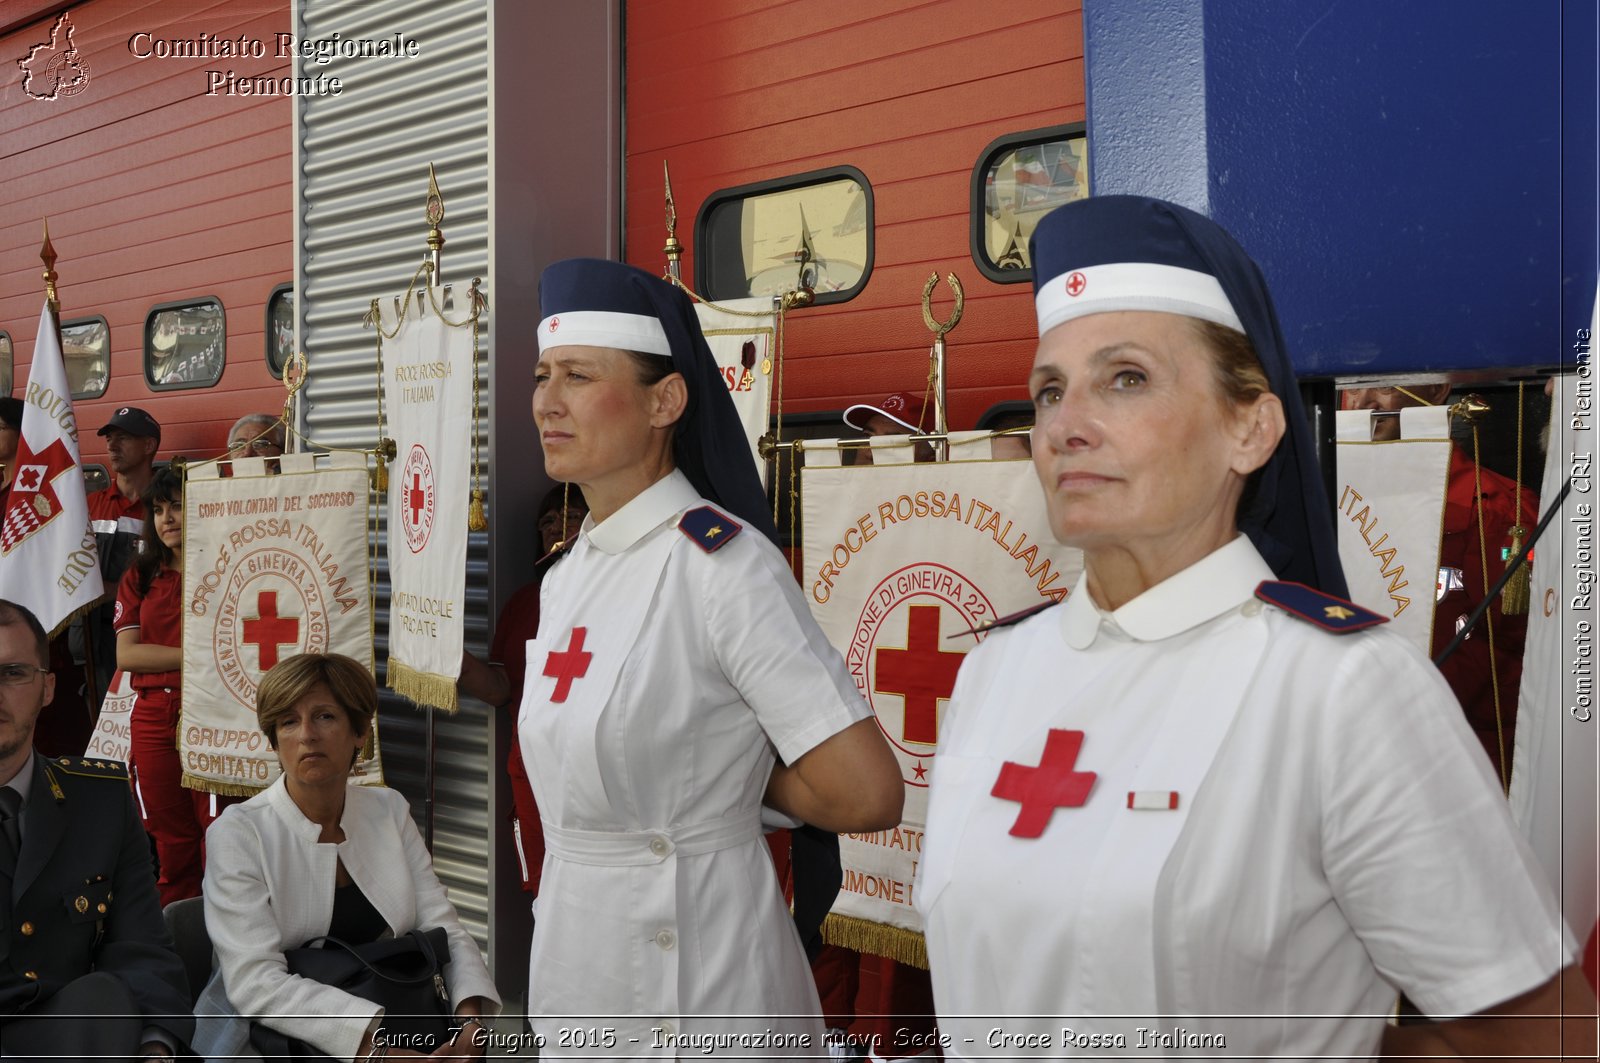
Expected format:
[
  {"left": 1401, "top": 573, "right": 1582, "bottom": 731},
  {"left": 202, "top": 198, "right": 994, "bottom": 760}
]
[
  {"left": 821, "top": 913, "right": 929, "bottom": 970},
  {"left": 1501, "top": 381, "right": 1530, "bottom": 616},
  {"left": 387, "top": 657, "right": 460, "bottom": 715}
]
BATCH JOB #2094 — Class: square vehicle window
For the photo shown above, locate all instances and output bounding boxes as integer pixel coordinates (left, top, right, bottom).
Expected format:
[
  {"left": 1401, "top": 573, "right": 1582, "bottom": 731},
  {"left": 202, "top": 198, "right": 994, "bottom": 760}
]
[
  {"left": 146, "top": 298, "right": 225, "bottom": 390},
  {"left": 971, "top": 125, "right": 1088, "bottom": 283},
  {"left": 696, "top": 167, "right": 873, "bottom": 306},
  {"left": 266, "top": 284, "right": 293, "bottom": 378},
  {"left": 61, "top": 317, "right": 110, "bottom": 399}
]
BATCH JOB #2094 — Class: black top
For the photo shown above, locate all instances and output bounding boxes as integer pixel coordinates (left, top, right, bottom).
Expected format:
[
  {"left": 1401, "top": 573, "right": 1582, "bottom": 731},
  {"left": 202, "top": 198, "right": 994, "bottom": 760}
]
[{"left": 327, "top": 881, "right": 388, "bottom": 945}]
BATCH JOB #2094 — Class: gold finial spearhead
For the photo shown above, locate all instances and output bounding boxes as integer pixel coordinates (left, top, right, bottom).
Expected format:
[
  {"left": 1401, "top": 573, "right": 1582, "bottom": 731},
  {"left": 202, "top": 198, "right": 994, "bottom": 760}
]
[
  {"left": 40, "top": 218, "right": 60, "bottom": 313},
  {"left": 662, "top": 159, "right": 683, "bottom": 280},
  {"left": 425, "top": 163, "right": 446, "bottom": 276}
]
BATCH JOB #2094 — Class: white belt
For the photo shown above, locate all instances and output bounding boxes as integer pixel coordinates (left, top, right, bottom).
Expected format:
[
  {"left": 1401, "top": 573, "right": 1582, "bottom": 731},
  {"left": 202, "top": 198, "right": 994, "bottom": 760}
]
[{"left": 541, "top": 810, "right": 761, "bottom": 867}]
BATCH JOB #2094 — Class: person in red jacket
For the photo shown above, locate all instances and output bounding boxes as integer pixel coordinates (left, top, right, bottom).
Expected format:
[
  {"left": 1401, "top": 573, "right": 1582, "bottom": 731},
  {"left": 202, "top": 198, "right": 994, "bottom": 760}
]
[{"left": 1343, "top": 384, "right": 1539, "bottom": 782}]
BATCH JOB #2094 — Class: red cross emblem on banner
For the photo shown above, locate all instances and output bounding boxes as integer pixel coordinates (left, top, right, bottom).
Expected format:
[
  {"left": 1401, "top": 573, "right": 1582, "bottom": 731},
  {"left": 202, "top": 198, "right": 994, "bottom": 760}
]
[
  {"left": 1065, "top": 271, "right": 1087, "bottom": 297},
  {"left": 544, "top": 626, "right": 592, "bottom": 703},
  {"left": 1, "top": 438, "right": 74, "bottom": 553},
  {"left": 875, "top": 605, "right": 965, "bottom": 745},
  {"left": 408, "top": 472, "right": 427, "bottom": 526},
  {"left": 242, "top": 590, "right": 300, "bottom": 672},
  {"left": 991, "top": 728, "right": 1097, "bottom": 837}
]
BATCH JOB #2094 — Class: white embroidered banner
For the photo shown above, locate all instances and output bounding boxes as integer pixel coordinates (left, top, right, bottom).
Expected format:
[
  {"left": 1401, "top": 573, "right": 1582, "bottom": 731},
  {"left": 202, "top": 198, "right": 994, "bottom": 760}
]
[
  {"left": 84, "top": 670, "right": 134, "bottom": 764},
  {"left": 1334, "top": 406, "right": 1452, "bottom": 654},
  {"left": 694, "top": 297, "right": 774, "bottom": 487},
  {"left": 180, "top": 453, "right": 380, "bottom": 795},
  {"left": 1510, "top": 371, "right": 1599, "bottom": 946},
  {"left": 0, "top": 302, "right": 104, "bottom": 634},
  {"left": 382, "top": 287, "right": 473, "bottom": 711},
  {"left": 801, "top": 456, "right": 1080, "bottom": 956}
]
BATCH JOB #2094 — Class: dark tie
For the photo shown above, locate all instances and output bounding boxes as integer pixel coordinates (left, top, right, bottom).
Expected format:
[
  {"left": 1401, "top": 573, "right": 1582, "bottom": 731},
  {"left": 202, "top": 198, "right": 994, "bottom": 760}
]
[{"left": 0, "top": 786, "right": 21, "bottom": 877}]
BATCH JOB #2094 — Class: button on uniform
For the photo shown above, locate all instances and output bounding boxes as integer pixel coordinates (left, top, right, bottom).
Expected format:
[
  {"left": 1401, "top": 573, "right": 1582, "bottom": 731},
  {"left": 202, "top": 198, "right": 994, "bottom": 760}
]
[
  {"left": 1241, "top": 599, "right": 1263, "bottom": 618},
  {"left": 654, "top": 929, "right": 676, "bottom": 950},
  {"left": 20, "top": 921, "right": 34, "bottom": 936},
  {"left": 23, "top": 971, "right": 38, "bottom": 981},
  {"left": 648, "top": 836, "right": 671, "bottom": 857}
]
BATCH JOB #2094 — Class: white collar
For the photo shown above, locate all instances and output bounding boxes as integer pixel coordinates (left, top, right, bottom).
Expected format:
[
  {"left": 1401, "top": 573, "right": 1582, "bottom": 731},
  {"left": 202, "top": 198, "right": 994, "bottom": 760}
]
[
  {"left": 583, "top": 469, "right": 701, "bottom": 555},
  {"left": 1061, "top": 535, "right": 1275, "bottom": 649}
]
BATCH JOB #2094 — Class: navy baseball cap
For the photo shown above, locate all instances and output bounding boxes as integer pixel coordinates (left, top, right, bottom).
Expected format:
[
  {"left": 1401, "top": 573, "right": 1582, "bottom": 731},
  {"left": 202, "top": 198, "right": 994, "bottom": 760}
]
[{"left": 97, "top": 406, "right": 161, "bottom": 442}]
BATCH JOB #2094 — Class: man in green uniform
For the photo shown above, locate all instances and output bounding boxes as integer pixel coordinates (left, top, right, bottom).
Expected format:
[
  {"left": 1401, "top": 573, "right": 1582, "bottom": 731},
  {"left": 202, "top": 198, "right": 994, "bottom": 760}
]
[{"left": 0, "top": 598, "right": 193, "bottom": 1060}]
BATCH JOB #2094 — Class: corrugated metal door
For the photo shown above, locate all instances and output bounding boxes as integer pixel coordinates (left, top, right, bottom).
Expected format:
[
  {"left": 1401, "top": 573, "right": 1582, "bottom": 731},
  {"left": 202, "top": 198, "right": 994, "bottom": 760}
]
[{"left": 292, "top": 0, "right": 494, "bottom": 954}]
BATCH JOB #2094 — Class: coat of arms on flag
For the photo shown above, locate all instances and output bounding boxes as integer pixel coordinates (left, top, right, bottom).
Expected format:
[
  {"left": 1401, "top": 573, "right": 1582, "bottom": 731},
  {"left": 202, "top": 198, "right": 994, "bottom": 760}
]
[{"left": 1, "top": 302, "right": 104, "bottom": 633}]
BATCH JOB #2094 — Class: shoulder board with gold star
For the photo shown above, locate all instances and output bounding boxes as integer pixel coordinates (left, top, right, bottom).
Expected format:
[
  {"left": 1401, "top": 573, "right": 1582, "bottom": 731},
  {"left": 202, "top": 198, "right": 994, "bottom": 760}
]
[
  {"left": 49, "top": 756, "right": 131, "bottom": 782},
  {"left": 949, "top": 600, "right": 1060, "bottom": 639},
  {"left": 678, "top": 506, "right": 742, "bottom": 553},
  {"left": 1254, "top": 580, "right": 1386, "bottom": 634}
]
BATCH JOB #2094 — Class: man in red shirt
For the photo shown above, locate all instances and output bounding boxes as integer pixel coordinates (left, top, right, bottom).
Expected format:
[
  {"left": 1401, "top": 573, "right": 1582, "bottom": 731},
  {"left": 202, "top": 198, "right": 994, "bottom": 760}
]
[{"left": 80, "top": 407, "right": 161, "bottom": 704}]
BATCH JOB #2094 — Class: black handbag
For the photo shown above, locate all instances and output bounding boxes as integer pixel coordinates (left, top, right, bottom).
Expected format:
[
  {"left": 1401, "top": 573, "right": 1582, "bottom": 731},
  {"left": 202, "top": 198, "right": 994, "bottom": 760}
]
[{"left": 248, "top": 927, "right": 453, "bottom": 1062}]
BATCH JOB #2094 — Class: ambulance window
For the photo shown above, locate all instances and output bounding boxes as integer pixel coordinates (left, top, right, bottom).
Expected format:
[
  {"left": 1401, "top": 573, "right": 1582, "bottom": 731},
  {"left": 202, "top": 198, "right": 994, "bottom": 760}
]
[
  {"left": 696, "top": 167, "right": 873, "bottom": 306},
  {"left": 145, "top": 298, "right": 225, "bottom": 391},
  {"left": 82, "top": 464, "right": 109, "bottom": 495},
  {"left": 0, "top": 332, "right": 11, "bottom": 394},
  {"left": 61, "top": 317, "right": 110, "bottom": 400},
  {"left": 970, "top": 124, "right": 1088, "bottom": 283},
  {"left": 266, "top": 283, "right": 293, "bottom": 378}
]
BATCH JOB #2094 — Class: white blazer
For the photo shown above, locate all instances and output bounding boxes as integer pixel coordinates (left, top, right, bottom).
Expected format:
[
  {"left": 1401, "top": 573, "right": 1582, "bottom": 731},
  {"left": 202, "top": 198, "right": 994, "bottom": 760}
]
[{"left": 192, "top": 778, "right": 500, "bottom": 1063}]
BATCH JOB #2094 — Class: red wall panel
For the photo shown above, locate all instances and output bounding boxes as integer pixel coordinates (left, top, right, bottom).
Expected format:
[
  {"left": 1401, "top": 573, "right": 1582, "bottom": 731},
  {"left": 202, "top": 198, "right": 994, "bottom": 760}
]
[
  {"left": 624, "top": 0, "right": 1084, "bottom": 430},
  {"left": 1, "top": 0, "right": 293, "bottom": 465}
]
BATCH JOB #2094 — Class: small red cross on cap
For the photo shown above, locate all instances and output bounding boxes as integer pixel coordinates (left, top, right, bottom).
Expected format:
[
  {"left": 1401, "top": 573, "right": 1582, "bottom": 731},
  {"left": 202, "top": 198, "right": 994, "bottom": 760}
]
[
  {"left": 548, "top": 317, "right": 560, "bottom": 332},
  {"left": 1065, "top": 272, "right": 1087, "bottom": 297}
]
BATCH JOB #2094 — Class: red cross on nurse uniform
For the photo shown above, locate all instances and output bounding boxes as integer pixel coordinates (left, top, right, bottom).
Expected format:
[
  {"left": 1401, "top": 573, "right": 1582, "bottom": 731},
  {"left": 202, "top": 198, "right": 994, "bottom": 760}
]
[
  {"left": 544, "top": 627, "right": 592, "bottom": 703},
  {"left": 991, "top": 728, "right": 1097, "bottom": 837}
]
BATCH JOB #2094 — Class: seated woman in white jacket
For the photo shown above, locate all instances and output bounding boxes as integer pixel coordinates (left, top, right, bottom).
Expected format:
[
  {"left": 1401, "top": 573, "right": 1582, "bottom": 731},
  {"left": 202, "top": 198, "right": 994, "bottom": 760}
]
[{"left": 193, "top": 653, "right": 500, "bottom": 1062}]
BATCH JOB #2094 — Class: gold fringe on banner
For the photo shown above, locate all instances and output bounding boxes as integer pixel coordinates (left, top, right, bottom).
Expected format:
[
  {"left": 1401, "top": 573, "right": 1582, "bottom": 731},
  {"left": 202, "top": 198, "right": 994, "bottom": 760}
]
[
  {"left": 182, "top": 772, "right": 265, "bottom": 799},
  {"left": 387, "top": 656, "right": 460, "bottom": 714},
  {"left": 821, "top": 913, "right": 928, "bottom": 970}
]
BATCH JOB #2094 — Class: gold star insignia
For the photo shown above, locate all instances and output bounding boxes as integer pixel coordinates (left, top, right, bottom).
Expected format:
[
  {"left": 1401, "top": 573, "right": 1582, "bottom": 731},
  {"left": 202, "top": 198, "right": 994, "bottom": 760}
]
[
  {"left": 705, "top": 525, "right": 723, "bottom": 539},
  {"left": 1324, "top": 605, "right": 1354, "bottom": 620}
]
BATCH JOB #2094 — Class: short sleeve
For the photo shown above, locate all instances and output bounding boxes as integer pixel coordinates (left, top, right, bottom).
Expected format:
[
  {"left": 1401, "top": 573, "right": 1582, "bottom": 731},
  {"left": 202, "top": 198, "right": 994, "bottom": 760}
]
[
  {"left": 703, "top": 534, "right": 871, "bottom": 766},
  {"left": 113, "top": 567, "right": 142, "bottom": 633},
  {"left": 1317, "top": 631, "right": 1575, "bottom": 1016}
]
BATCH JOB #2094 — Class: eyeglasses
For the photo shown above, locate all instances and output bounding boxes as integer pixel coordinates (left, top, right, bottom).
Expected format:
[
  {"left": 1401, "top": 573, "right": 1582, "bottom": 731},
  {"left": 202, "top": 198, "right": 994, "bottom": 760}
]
[
  {"left": 0, "top": 663, "right": 48, "bottom": 686},
  {"left": 229, "top": 439, "right": 283, "bottom": 454}
]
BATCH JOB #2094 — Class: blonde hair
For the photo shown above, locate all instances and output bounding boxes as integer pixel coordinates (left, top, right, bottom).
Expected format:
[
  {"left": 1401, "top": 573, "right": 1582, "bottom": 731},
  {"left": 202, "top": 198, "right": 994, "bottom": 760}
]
[
  {"left": 1193, "top": 319, "right": 1271, "bottom": 408},
  {"left": 256, "top": 652, "right": 376, "bottom": 751}
]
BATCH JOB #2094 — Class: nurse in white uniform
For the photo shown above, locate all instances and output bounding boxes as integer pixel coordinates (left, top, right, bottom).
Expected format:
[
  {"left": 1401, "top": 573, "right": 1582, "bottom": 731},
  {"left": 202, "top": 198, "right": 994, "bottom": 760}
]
[
  {"left": 914, "top": 196, "right": 1595, "bottom": 1059},
  {"left": 520, "top": 258, "right": 903, "bottom": 1058}
]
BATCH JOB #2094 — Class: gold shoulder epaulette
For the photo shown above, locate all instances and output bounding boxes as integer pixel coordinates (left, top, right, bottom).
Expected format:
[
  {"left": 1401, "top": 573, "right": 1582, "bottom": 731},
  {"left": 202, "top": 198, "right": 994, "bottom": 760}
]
[{"left": 51, "top": 756, "right": 131, "bottom": 782}]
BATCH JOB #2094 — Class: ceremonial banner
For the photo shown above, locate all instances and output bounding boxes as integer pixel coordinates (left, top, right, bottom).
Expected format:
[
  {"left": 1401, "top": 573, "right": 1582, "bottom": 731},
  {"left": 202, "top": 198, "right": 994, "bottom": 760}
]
[
  {"left": 694, "top": 297, "right": 774, "bottom": 487},
  {"left": 1334, "top": 406, "right": 1452, "bottom": 654},
  {"left": 1510, "top": 373, "right": 1599, "bottom": 947},
  {"left": 381, "top": 286, "right": 473, "bottom": 711},
  {"left": 84, "top": 670, "right": 134, "bottom": 764},
  {"left": 180, "top": 453, "right": 380, "bottom": 794},
  {"left": 802, "top": 453, "right": 1080, "bottom": 962},
  {"left": 0, "top": 302, "right": 103, "bottom": 633}
]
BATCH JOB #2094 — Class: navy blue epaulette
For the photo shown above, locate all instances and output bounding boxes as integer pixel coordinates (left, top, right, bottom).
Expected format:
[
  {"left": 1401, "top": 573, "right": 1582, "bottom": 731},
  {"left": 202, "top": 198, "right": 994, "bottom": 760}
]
[
  {"left": 48, "top": 756, "right": 130, "bottom": 782},
  {"left": 948, "top": 600, "right": 1060, "bottom": 639},
  {"left": 1254, "top": 580, "right": 1386, "bottom": 634},
  {"left": 678, "top": 506, "right": 742, "bottom": 553}
]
